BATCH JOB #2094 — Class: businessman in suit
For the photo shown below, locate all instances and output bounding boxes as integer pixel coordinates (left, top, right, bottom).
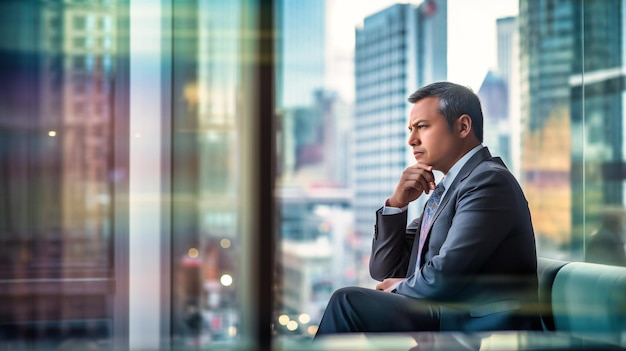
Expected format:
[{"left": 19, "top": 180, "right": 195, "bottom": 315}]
[{"left": 316, "top": 81, "right": 540, "bottom": 335}]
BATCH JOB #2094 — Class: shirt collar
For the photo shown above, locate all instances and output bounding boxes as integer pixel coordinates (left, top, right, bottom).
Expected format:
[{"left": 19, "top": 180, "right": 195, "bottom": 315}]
[{"left": 441, "top": 144, "right": 483, "bottom": 191}]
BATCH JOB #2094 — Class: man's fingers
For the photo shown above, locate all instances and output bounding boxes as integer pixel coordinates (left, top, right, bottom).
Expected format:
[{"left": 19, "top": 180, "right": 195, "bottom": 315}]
[
  {"left": 411, "top": 179, "right": 429, "bottom": 194},
  {"left": 415, "top": 180, "right": 430, "bottom": 194},
  {"left": 404, "top": 173, "right": 433, "bottom": 193},
  {"left": 392, "top": 164, "right": 436, "bottom": 206},
  {"left": 405, "top": 165, "right": 435, "bottom": 182}
]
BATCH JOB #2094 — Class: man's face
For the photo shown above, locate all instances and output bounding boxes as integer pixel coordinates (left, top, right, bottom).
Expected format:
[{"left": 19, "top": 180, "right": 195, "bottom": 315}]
[{"left": 407, "top": 96, "right": 461, "bottom": 173}]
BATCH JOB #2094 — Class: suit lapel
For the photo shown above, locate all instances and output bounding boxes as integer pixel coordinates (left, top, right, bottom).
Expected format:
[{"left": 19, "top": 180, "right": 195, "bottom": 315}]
[{"left": 418, "top": 147, "right": 493, "bottom": 265}]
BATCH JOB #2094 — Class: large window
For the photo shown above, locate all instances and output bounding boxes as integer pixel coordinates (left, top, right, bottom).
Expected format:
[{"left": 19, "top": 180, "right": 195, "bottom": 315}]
[
  {"left": 0, "top": 0, "right": 126, "bottom": 347},
  {"left": 2, "top": 0, "right": 626, "bottom": 349}
]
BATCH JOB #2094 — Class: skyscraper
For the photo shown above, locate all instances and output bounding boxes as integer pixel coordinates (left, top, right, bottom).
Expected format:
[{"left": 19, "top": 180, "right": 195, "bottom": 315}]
[
  {"left": 519, "top": 0, "right": 625, "bottom": 257},
  {"left": 478, "top": 70, "right": 511, "bottom": 167},
  {"left": 275, "top": 0, "right": 329, "bottom": 181},
  {"left": 276, "top": 0, "right": 325, "bottom": 109},
  {"left": 496, "top": 16, "right": 517, "bottom": 85},
  {"left": 519, "top": 0, "right": 576, "bottom": 251},
  {"left": 353, "top": 1, "right": 447, "bottom": 247},
  {"left": 477, "top": 16, "right": 519, "bottom": 175},
  {"left": 497, "top": 16, "right": 521, "bottom": 178}
]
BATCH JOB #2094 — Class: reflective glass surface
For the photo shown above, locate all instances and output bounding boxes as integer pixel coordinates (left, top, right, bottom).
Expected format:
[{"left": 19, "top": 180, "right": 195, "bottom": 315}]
[{"left": 2, "top": 0, "right": 626, "bottom": 350}]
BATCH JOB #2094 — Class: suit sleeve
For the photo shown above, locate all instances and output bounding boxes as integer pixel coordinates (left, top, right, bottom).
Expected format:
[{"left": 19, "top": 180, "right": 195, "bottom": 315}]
[
  {"left": 369, "top": 208, "right": 421, "bottom": 281},
  {"left": 395, "top": 168, "right": 524, "bottom": 299}
]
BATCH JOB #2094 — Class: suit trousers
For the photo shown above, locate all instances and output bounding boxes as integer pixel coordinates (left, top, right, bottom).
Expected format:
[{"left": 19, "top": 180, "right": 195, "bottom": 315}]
[{"left": 315, "top": 286, "right": 440, "bottom": 336}]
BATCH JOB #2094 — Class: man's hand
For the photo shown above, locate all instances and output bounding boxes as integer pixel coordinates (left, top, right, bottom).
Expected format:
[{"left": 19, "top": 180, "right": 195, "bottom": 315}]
[
  {"left": 375, "top": 278, "right": 404, "bottom": 292},
  {"left": 387, "top": 163, "right": 436, "bottom": 208}
]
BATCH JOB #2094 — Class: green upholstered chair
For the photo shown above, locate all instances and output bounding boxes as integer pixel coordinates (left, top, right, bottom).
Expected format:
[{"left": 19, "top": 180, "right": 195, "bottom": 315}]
[{"left": 538, "top": 257, "right": 626, "bottom": 346}]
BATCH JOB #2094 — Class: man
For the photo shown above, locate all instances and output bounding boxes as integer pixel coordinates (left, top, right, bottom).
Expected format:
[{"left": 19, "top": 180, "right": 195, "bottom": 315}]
[{"left": 316, "top": 82, "right": 540, "bottom": 335}]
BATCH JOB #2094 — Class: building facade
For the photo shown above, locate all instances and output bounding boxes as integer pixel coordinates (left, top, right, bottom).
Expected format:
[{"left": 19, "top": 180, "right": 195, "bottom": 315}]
[
  {"left": 519, "top": 0, "right": 626, "bottom": 258},
  {"left": 353, "top": 1, "right": 447, "bottom": 246}
]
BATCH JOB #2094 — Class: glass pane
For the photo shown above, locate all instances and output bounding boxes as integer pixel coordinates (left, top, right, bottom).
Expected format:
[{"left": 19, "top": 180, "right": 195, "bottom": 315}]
[
  {"left": 273, "top": 0, "right": 618, "bottom": 347},
  {"left": 579, "top": 0, "right": 626, "bottom": 267},
  {"left": 520, "top": 0, "right": 626, "bottom": 266},
  {"left": 274, "top": 1, "right": 534, "bottom": 346},
  {"left": 0, "top": 0, "right": 125, "bottom": 347},
  {"left": 519, "top": 0, "right": 581, "bottom": 261},
  {"left": 169, "top": 0, "right": 626, "bottom": 348},
  {"left": 169, "top": 0, "right": 249, "bottom": 348},
  {"left": 6, "top": 0, "right": 626, "bottom": 349}
]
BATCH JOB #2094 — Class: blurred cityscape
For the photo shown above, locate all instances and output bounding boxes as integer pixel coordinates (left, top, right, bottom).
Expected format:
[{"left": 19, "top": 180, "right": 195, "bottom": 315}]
[{"left": 1, "top": 0, "right": 626, "bottom": 348}]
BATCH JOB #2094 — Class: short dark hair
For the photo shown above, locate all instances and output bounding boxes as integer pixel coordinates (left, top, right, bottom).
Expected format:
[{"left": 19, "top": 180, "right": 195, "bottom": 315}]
[{"left": 407, "top": 81, "right": 484, "bottom": 142}]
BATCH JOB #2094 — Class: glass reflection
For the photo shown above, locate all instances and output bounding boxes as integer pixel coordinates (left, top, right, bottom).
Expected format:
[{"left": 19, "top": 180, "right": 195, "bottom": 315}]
[
  {"left": 170, "top": 0, "right": 243, "bottom": 347},
  {"left": 1, "top": 0, "right": 626, "bottom": 349},
  {"left": 0, "top": 0, "right": 120, "bottom": 347}
]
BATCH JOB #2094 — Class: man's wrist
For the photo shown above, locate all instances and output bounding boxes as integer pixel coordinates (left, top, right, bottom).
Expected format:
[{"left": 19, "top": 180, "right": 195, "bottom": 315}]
[{"left": 385, "top": 198, "right": 406, "bottom": 208}]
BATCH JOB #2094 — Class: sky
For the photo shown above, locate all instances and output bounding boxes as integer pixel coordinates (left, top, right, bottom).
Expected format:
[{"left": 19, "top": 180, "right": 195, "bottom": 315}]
[{"left": 324, "top": 0, "right": 518, "bottom": 102}]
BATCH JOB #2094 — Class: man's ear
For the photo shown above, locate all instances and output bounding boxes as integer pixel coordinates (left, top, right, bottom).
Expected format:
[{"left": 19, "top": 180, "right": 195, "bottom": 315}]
[{"left": 457, "top": 114, "right": 472, "bottom": 138}]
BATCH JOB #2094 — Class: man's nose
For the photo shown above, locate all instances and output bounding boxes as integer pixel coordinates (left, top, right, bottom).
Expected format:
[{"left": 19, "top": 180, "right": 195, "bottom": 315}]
[{"left": 408, "top": 131, "right": 419, "bottom": 146}]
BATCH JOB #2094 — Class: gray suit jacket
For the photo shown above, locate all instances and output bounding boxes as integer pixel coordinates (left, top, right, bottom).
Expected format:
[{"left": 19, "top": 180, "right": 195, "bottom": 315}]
[{"left": 370, "top": 147, "right": 540, "bottom": 331}]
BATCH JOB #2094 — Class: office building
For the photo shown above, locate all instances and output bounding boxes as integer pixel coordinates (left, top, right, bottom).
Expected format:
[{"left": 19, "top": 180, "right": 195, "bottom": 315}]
[
  {"left": 353, "top": 1, "right": 447, "bottom": 244},
  {"left": 519, "top": 0, "right": 626, "bottom": 257},
  {"left": 478, "top": 71, "right": 511, "bottom": 168},
  {"left": 276, "top": 0, "right": 325, "bottom": 109},
  {"left": 497, "top": 16, "right": 521, "bottom": 178},
  {"left": 496, "top": 16, "right": 517, "bottom": 85}
]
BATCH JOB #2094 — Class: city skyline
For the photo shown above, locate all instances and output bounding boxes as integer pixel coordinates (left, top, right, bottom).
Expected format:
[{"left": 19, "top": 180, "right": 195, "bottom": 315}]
[
  {"left": 3, "top": 0, "right": 626, "bottom": 347},
  {"left": 325, "top": 0, "right": 517, "bottom": 102}
]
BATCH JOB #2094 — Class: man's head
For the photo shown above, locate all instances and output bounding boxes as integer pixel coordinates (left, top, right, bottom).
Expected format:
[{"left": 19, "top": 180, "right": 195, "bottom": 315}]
[
  {"left": 408, "top": 81, "right": 484, "bottom": 142},
  {"left": 406, "top": 82, "right": 483, "bottom": 173}
]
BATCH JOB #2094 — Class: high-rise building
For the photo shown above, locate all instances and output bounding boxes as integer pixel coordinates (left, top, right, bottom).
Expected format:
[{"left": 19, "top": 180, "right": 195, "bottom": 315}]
[
  {"left": 353, "top": 1, "right": 447, "bottom": 246},
  {"left": 496, "top": 16, "right": 517, "bottom": 85},
  {"left": 478, "top": 70, "right": 511, "bottom": 167},
  {"left": 276, "top": 0, "right": 339, "bottom": 184},
  {"left": 276, "top": 0, "right": 325, "bottom": 109},
  {"left": 519, "top": 0, "right": 625, "bottom": 257},
  {"left": 519, "top": 0, "right": 576, "bottom": 252},
  {"left": 497, "top": 16, "right": 521, "bottom": 178},
  {"left": 478, "top": 16, "right": 519, "bottom": 175}
]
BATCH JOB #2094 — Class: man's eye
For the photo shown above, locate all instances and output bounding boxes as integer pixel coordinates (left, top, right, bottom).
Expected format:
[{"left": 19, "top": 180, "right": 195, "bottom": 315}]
[{"left": 417, "top": 125, "right": 426, "bottom": 129}]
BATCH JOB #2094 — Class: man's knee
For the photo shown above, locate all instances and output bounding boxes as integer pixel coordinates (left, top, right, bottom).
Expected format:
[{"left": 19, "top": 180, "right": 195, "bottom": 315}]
[
  {"left": 326, "top": 286, "right": 372, "bottom": 310},
  {"left": 329, "top": 286, "right": 367, "bottom": 300}
]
